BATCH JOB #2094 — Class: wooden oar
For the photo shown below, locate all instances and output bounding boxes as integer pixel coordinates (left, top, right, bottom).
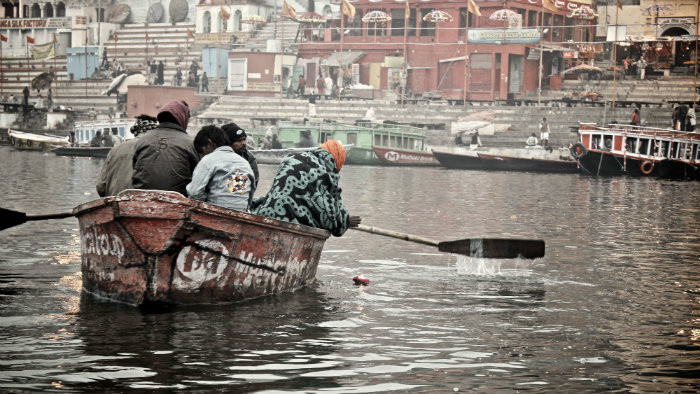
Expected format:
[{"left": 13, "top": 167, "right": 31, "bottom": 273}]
[
  {"left": 351, "top": 224, "right": 545, "bottom": 259},
  {"left": 0, "top": 207, "right": 73, "bottom": 231}
]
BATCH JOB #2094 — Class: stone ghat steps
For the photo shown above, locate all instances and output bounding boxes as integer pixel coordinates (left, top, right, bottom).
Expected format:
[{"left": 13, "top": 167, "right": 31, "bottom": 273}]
[
  {"left": 195, "top": 95, "right": 677, "bottom": 148},
  {"left": 200, "top": 97, "right": 674, "bottom": 127}
]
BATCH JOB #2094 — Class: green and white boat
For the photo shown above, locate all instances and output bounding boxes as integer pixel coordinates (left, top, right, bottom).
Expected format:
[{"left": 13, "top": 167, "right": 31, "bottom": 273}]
[{"left": 272, "top": 121, "right": 436, "bottom": 166}]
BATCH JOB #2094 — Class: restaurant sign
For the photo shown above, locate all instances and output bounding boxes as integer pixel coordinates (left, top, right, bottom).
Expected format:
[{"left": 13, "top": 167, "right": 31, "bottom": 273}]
[
  {"left": 468, "top": 28, "right": 540, "bottom": 44},
  {"left": 0, "top": 17, "right": 72, "bottom": 30}
]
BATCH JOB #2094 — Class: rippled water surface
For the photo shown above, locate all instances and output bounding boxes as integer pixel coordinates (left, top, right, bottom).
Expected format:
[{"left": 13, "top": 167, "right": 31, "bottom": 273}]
[{"left": 1, "top": 145, "right": 699, "bottom": 393}]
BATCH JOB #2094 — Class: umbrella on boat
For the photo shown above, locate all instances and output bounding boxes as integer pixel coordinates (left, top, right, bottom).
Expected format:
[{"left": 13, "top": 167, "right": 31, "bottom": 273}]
[
  {"left": 31, "top": 72, "right": 54, "bottom": 91},
  {"left": 562, "top": 64, "right": 603, "bottom": 75},
  {"left": 298, "top": 12, "right": 327, "bottom": 24}
]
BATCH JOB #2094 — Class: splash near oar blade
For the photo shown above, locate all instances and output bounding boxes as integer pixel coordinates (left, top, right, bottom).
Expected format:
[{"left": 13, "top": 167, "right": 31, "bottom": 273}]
[
  {"left": 438, "top": 238, "right": 545, "bottom": 259},
  {"left": 0, "top": 207, "right": 28, "bottom": 231}
]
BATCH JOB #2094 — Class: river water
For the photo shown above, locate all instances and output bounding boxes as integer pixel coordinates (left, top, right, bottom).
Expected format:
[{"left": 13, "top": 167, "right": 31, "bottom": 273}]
[{"left": 0, "top": 145, "right": 699, "bottom": 393}]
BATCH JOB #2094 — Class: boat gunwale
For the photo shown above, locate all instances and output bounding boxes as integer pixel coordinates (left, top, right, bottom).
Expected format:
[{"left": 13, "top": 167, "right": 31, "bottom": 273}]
[{"left": 72, "top": 190, "right": 331, "bottom": 240}]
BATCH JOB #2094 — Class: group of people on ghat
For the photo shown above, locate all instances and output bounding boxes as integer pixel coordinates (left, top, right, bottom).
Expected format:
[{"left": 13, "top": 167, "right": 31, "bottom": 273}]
[{"left": 95, "top": 100, "right": 360, "bottom": 237}]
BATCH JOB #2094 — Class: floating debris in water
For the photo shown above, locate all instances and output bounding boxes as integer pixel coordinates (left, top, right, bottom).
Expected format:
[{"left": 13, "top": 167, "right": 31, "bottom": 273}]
[{"left": 353, "top": 275, "right": 370, "bottom": 286}]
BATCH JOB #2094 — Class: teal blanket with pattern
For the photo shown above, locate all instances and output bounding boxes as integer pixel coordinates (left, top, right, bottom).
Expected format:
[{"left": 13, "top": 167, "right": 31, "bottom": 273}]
[{"left": 251, "top": 149, "right": 350, "bottom": 236}]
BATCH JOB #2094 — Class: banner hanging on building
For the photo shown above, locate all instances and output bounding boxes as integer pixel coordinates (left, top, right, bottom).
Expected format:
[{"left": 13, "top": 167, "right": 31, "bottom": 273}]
[
  {"left": 31, "top": 42, "right": 55, "bottom": 60},
  {"left": 468, "top": 28, "right": 540, "bottom": 44}
]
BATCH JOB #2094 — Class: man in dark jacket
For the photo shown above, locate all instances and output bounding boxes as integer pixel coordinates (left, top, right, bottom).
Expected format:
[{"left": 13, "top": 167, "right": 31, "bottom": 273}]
[
  {"left": 222, "top": 123, "right": 259, "bottom": 189},
  {"left": 96, "top": 114, "right": 158, "bottom": 197},
  {"left": 132, "top": 100, "right": 199, "bottom": 196}
]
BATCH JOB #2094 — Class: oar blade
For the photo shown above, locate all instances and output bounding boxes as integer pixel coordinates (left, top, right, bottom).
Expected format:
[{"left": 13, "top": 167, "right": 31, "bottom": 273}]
[
  {"left": 0, "top": 207, "right": 28, "bottom": 231},
  {"left": 438, "top": 238, "right": 545, "bottom": 259}
]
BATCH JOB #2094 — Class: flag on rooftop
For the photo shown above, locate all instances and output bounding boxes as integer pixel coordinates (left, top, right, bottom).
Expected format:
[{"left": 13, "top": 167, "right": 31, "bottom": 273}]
[
  {"left": 283, "top": 0, "right": 297, "bottom": 20},
  {"left": 341, "top": 0, "right": 355, "bottom": 18}
]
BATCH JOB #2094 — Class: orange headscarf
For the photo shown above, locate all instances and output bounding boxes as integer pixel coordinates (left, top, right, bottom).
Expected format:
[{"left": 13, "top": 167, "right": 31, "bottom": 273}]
[{"left": 320, "top": 140, "right": 346, "bottom": 171}]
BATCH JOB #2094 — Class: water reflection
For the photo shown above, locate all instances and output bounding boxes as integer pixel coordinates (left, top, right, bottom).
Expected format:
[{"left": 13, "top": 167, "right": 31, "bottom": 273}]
[
  {"left": 70, "top": 286, "right": 339, "bottom": 391},
  {"left": 0, "top": 146, "right": 699, "bottom": 392}
]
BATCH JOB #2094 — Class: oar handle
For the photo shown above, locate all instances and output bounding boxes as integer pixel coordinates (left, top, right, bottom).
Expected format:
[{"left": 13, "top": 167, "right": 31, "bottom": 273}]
[
  {"left": 352, "top": 224, "right": 439, "bottom": 247},
  {"left": 27, "top": 212, "right": 74, "bottom": 221}
]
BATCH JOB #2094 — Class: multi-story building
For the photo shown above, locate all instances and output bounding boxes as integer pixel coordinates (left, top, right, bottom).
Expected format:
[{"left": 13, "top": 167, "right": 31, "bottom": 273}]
[{"left": 298, "top": 0, "right": 597, "bottom": 101}]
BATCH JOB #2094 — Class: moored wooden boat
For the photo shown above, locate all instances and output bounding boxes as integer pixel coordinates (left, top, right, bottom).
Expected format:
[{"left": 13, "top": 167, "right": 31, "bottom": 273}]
[
  {"left": 431, "top": 146, "right": 484, "bottom": 170},
  {"left": 275, "top": 120, "right": 431, "bottom": 165},
  {"left": 72, "top": 119, "right": 135, "bottom": 145},
  {"left": 432, "top": 146, "right": 577, "bottom": 173},
  {"left": 8, "top": 130, "right": 69, "bottom": 151},
  {"left": 477, "top": 147, "right": 578, "bottom": 173},
  {"left": 52, "top": 146, "right": 112, "bottom": 158},
  {"left": 72, "top": 190, "right": 330, "bottom": 305},
  {"left": 572, "top": 123, "right": 700, "bottom": 180}
]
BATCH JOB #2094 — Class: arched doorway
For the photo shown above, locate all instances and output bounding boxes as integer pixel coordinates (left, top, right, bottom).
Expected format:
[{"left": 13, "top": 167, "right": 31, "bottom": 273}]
[
  {"left": 30, "top": 3, "right": 40, "bottom": 17},
  {"left": 203, "top": 11, "right": 211, "bottom": 33},
  {"left": 56, "top": 2, "right": 65, "bottom": 17},
  {"left": 662, "top": 26, "right": 692, "bottom": 66},
  {"left": 322, "top": 5, "right": 331, "bottom": 17},
  {"left": 43, "top": 3, "right": 53, "bottom": 17}
]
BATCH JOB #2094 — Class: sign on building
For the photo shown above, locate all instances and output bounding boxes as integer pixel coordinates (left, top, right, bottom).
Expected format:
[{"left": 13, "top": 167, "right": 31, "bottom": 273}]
[
  {"left": 468, "top": 28, "right": 540, "bottom": 44},
  {"left": 0, "top": 17, "right": 72, "bottom": 29}
]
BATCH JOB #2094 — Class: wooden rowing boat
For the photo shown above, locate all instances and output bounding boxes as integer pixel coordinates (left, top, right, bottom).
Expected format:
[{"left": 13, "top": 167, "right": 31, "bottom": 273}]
[{"left": 72, "top": 190, "right": 330, "bottom": 305}]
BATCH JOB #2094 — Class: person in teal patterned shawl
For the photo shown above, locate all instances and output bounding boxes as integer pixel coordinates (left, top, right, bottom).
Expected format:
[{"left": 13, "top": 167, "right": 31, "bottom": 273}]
[{"left": 251, "top": 140, "right": 361, "bottom": 236}]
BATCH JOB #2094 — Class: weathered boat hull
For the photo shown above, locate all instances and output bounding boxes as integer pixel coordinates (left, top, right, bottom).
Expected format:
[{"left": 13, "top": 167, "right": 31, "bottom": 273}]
[
  {"left": 478, "top": 149, "right": 578, "bottom": 173},
  {"left": 346, "top": 146, "right": 381, "bottom": 165},
  {"left": 431, "top": 148, "right": 484, "bottom": 170},
  {"left": 574, "top": 123, "right": 700, "bottom": 181},
  {"left": 576, "top": 150, "right": 700, "bottom": 179},
  {"left": 52, "top": 146, "right": 112, "bottom": 158},
  {"left": 433, "top": 146, "right": 578, "bottom": 173},
  {"left": 372, "top": 146, "right": 440, "bottom": 166},
  {"left": 72, "top": 190, "right": 330, "bottom": 305}
]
